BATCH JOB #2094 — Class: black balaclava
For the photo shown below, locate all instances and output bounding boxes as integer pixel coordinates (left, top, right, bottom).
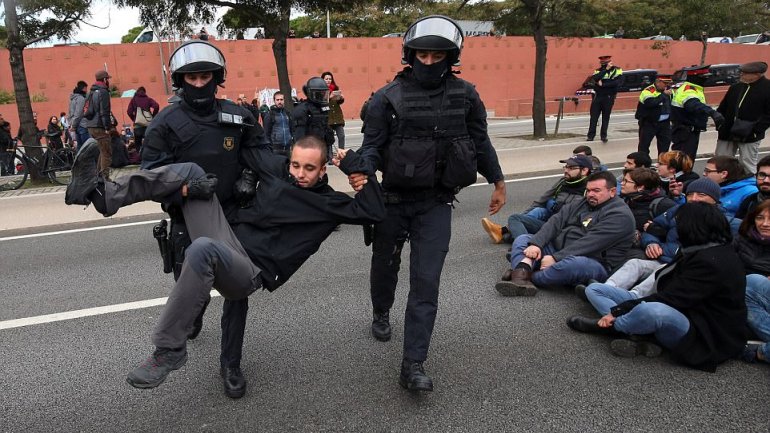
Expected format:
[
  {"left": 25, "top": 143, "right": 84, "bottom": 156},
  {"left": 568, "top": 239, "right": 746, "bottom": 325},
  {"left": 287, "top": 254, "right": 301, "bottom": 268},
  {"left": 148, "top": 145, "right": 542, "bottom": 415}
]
[
  {"left": 412, "top": 58, "right": 449, "bottom": 89},
  {"left": 182, "top": 79, "right": 218, "bottom": 112}
]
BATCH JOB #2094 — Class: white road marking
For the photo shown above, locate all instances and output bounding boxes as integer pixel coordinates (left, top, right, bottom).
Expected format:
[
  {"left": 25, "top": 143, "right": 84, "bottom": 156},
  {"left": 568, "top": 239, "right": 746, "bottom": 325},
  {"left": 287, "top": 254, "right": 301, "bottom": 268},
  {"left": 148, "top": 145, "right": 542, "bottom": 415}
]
[{"left": 0, "top": 220, "right": 158, "bottom": 242}]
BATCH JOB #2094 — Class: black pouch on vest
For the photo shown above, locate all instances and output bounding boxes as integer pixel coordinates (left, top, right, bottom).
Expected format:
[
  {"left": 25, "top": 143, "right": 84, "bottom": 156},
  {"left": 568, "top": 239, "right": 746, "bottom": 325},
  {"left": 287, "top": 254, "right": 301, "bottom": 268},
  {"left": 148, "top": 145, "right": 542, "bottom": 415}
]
[
  {"left": 383, "top": 138, "right": 436, "bottom": 189},
  {"left": 730, "top": 118, "right": 758, "bottom": 141},
  {"left": 440, "top": 136, "right": 477, "bottom": 189}
]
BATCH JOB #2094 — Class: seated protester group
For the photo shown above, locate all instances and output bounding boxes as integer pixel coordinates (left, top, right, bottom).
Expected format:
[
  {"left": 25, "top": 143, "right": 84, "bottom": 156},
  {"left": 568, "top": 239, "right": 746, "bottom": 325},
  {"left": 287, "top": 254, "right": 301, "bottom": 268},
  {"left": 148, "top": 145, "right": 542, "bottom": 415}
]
[
  {"left": 733, "top": 200, "right": 770, "bottom": 365},
  {"left": 575, "top": 178, "right": 741, "bottom": 307},
  {"left": 657, "top": 150, "right": 699, "bottom": 203},
  {"left": 701, "top": 155, "right": 758, "bottom": 218},
  {"left": 618, "top": 167, "right": 676, "bottom": 249},
  {"left": 570, "top": 202, "right": 748, "bottom": 372},
  {"left": 481, "top": 154, "right": 593, "bottom": 244},
  {"left": 736, "top": 155, "right": 770, "bottom": 219},
  {"left": 495, "top": 170, "right": 635, "bottom": 297},
  {"left": 63, "top": 136, "right": 386, "bottom": 392}
]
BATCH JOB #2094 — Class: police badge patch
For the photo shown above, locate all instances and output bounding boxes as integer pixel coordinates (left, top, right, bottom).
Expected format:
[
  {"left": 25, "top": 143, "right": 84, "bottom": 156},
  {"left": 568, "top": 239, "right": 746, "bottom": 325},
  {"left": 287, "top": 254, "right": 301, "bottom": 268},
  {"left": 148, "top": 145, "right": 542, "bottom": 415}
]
[{"left": 223, "top": 137, "right": 235, "bottom": 151}]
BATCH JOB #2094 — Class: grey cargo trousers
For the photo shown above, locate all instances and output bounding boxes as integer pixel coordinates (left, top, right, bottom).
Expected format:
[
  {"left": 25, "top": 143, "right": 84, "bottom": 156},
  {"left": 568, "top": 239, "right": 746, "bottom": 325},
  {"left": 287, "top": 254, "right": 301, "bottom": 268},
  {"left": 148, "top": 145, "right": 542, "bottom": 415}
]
[{"left": 102, "top": 162, "right": 262, "bottom": 349}]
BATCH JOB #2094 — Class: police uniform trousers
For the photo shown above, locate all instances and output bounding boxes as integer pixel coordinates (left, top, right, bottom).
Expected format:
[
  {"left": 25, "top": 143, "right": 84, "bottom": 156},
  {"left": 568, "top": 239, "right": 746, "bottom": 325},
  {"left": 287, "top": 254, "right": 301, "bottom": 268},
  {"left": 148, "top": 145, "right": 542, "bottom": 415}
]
[
  {"left": 100, "top": 163, "right": 262, "bottom": 351},
  {"left": 670, "top": 122, "right": 700, "bottom": 161},
  {"left": 637, "top": 119, "right": 672, "bottom": 156},
  {"left": 370, "top": 196, "right": 452, "bottom": 362},
  {"left": 587, "top": 94, "right": 616, "bottom": 141}
]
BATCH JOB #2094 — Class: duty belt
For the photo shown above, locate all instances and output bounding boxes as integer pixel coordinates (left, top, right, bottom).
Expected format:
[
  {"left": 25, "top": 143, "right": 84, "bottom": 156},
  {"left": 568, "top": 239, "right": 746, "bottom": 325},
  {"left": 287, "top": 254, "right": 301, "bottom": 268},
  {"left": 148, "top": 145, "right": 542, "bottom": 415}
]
[{"left": 383, "top": 189, "right": 448, "bottom": 204}]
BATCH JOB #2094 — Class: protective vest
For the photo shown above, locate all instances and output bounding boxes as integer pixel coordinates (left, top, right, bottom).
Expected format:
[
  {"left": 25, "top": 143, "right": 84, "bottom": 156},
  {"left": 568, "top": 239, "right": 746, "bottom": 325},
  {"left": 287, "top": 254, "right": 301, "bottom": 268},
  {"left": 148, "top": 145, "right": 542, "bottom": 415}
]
[
  {"left": 593, "top": 67, "right": 623, "bottom": 80},
  {"left": 635, "top": 85, "right": 671, "bottom": 122},
  {"left": 294, "top": 102, "right": 333, "bottom": 146},
  {"left": 380, "top": 74, "right": 477, "bottom": 191},
  {"left": 164, "top": 100, "right": 249, "bottom": 206},
  {"left": 671, "top": 82, "right": 708, "bottom": 129},
  {"left": 672, "top": 82, "right": 706, "bottom": 108},
  {"left": 592, "top": 67, "right": 623, "bottom": 97}
]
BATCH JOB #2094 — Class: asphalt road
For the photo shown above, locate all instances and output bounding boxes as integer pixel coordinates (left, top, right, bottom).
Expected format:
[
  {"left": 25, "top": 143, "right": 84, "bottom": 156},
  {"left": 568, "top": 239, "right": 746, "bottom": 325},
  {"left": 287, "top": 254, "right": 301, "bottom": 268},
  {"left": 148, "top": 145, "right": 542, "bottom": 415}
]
[{"left": 0, "top": 170, "right": 767, "bottom": 432}]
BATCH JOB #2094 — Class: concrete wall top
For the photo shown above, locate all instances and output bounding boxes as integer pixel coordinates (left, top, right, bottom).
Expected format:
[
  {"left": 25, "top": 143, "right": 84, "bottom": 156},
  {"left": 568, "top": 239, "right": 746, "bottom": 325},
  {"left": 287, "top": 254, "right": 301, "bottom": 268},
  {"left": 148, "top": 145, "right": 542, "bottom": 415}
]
[{"left": 0, "top": 37, "right": 767, "bottom": 129}]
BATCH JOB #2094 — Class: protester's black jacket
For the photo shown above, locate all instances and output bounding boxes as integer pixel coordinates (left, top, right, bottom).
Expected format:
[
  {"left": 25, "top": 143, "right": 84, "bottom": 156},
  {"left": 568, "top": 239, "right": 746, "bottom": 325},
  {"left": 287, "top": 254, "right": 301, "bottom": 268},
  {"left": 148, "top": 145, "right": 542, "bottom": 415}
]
[
  {"left": 232, "top": 148, "right": 385, "bottom": 291},
  {"left": 717, "top": 76, "right": 770, "bottom": 142}
]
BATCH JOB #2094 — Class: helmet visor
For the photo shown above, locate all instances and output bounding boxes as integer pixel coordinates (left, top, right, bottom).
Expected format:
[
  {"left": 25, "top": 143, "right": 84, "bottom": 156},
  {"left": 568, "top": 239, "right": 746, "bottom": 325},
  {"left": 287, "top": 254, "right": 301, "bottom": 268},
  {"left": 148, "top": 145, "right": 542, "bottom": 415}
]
[
  {"left": 308, "top": 89, "right": 330, "bottom": 104},
  {"left": 169, "top": 42, "right": 225, "bottom": 74},
  {"left": 404, "top": 17, "right": 463, "bottom": 51}
]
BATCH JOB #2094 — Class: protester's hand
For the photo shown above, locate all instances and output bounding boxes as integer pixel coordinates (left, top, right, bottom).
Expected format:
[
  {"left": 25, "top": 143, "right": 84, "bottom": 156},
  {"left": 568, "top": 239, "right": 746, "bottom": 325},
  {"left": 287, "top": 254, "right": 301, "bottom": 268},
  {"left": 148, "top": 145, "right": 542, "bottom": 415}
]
[
  {"left": 523, "top": 245, "right": 542, "bottom": 260},
  {"left": 711, "top": 111, "right": 725, "bottom": 130},
  {"left": 669, "top": 180, "right": 684, "bottom": 197},
  {"left": 540, "top": 255, "right": 556, "bottom": 269},
  {"left": 332, "top": 148, "right": 349, "bottom": 167},
  {"left": 597, "top": 80, "right": 603, "bottom": 87},
  {"left": 645, "top": 243, "right": 663, "bottom": 259},
  {"left": 488, "top": 181, "right": 506, "bottom": 215},
  {"left": 348, "top": 172, "right": 367, "bottom": 191},
  {"left": 598, "top": 313, "right": 615, "bottom": 328},
  {"left": 642, "top": 220, "right": 652, "bottom": 231}
]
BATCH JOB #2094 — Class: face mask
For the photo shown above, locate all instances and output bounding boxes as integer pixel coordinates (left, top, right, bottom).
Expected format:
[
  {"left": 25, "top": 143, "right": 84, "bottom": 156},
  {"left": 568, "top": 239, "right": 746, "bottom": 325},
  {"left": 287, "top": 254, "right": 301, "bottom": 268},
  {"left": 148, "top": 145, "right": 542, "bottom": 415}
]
[
  {"left": 412, "top": 59, "right": 448, "bottom": 89},
  {"left": 182, "top": 79, "right": 218, "bottom": 111}
]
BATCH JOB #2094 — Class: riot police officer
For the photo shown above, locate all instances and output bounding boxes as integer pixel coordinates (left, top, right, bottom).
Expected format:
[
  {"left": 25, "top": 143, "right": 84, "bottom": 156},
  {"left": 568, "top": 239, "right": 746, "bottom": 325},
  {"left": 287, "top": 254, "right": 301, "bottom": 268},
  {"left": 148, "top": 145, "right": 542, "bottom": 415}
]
[
  {"left": 293, "top": 77, "right": 335, "bottom": 162},
  {"left": 140, "top": 40, "right": 264, "bottom": 399},
  {"left": 348, "top": 15, "right": 507, "bottom": 392},
  {"left": 670, "top": 73, "right": 725, "bottom": 160}
]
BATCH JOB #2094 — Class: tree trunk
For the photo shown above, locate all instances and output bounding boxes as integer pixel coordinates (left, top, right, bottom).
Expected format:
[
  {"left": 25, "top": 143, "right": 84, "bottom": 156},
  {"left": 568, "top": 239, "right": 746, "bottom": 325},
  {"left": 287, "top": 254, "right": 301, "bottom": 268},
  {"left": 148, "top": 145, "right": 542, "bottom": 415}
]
[
  {"left": 699, "top": 40, "right": 707, "bottom": 66},
  {"left": 530, "top": 9, "right": 548, "bottom": 138},
  {"left": 3, "top": 0, "right": 44, "bottom": 180},
  {"left": 272, "top": 1, "right": 293, "bottom": 111}
]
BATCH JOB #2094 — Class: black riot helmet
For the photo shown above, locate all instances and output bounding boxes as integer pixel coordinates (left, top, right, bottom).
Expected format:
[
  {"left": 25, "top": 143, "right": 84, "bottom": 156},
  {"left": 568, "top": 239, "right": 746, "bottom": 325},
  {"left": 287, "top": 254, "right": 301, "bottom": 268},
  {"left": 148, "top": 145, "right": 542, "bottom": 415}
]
[
  {"left": 303, "top": 77, "right": 330, "bottom": 106},
  {"left": 401, "top": 15, "right": 464, "bottom": 67},
  {"left": 168, "top": 40, "right": 227, "bottom": 88}
]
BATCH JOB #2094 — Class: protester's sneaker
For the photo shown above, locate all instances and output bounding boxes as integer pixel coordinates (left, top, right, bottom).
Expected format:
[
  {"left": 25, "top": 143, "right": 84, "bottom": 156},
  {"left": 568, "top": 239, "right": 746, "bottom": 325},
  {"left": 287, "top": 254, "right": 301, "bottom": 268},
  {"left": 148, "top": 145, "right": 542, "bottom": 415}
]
[
  {"left": 610, "top": 339, "right": 662, "bottom": 358},
  {"left": 481, "top": 217, "right": 504, "bottom": 244},
  {"left": 126, "top": 347, "right": 188, "bottom": 389},
  {"left": 741, "top": 343, "right": 762, "bottom": 363},
  {"left": 399, "top": 359, "right": 433, "bottom": 392},
  {"left": 64, "top": 138, "right": 100, "bottom": 206}
]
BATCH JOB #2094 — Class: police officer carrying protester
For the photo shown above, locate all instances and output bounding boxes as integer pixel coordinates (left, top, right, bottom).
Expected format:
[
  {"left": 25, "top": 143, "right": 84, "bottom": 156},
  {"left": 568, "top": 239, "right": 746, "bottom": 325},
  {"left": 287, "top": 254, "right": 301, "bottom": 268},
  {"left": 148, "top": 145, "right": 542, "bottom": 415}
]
[
  {"left": 293, "top": 77, "right": 335, "bottom": 163},
  {"left": 347, "top": 15, "right": 507, "bottom": 392},
  {"left": 670, "top": 72, "right": 725, "bottom": 161},
  {"left": 140, "top": 40, "right": 264, "bottom": 399},
  {"left": 587, "top": 55, "right": 624, "bottom": 143},
  {"left": 635, "top": 77, "right": 673, "bottom": 157}
]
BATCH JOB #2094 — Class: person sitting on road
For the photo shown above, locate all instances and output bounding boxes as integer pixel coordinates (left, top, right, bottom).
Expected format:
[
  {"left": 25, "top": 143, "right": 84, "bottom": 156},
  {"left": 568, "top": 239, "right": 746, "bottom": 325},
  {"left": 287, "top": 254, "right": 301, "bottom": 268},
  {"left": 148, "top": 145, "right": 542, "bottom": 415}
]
[
  {"left": 736, "top": 155, "right": 770, "bottom": 219},
  {"left": 619, "top": 167, "right": 676, "bottom": 250},
  {"left": 572, "top": 144, "right": 606, "bottom": 172},
  {"left": 734, "top": 199, "right": 770, "bottom": 365},
  {"left": 617, "top": 152, "right": 653, "bottom": 192},
  {"left": 481, "top": 154, "right": 592, "bottom": 244},
  {"left": 581, "top": 202, "right": 747, "bottom": 373},
  {"left": 63, "top": 136, "right": 386, "bottom": 392},
  {"left": 494, "top": 170, "right": 635, "bottom": 297},
  {"left": 657, "top": 150, "right": 699, "bottom": 203},
  {"left": 701, "top": 155, "right": 758, "bottom": 218}
]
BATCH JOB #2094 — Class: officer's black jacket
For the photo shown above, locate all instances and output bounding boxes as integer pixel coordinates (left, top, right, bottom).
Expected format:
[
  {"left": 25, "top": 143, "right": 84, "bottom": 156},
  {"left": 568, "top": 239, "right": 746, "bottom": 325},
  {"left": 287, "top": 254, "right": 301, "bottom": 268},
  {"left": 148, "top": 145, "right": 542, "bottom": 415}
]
[
  {"left": 292, "top": 101, "right": 332, "bottom": 145},
  {"left": 358, "top": 68, "right": 504, "bottom": 190},
  {"left": 231, "top": 148, "right": 385, "bottom": 291},
  {"left": 140, "top": 98, "right": 264, "bottom": 220}
]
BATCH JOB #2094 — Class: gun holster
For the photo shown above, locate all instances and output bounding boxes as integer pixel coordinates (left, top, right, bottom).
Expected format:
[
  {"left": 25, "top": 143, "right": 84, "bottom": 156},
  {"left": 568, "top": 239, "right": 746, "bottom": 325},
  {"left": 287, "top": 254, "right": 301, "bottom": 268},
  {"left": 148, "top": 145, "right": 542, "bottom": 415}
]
[
  {"left": 363, "top": 224, "right": 374, "bottom": 247},
  {"left": 153, "top": 219, "right": 173, "bottom": 274}
]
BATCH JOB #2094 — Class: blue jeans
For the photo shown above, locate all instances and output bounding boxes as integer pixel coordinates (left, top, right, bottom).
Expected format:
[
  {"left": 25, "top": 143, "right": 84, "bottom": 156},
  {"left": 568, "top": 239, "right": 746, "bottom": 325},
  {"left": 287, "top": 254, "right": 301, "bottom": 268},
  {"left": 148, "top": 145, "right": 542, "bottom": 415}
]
[
  {"left": 586, "top": 282, "right": 639, "bottom": 316},
  {"left": 614, "top": 302, "right": 690, "bottom": 348},
  {"left": 507, "top": 207, "right": 551, "bottom": 239},
  {"left": 75, "top": 126, "right": 90, "bottom": 150},
  {"left": 510, "top": 234, "right": 609, "bottom": 288},
  {"left": 745, "top": 274, "right": 770, "bottom": 360}
]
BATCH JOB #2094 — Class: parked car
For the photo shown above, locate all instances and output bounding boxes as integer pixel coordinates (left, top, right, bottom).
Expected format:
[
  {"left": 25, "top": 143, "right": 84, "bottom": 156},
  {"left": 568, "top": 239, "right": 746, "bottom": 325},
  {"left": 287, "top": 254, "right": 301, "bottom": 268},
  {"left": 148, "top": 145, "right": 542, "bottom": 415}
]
[
  {"left": 733, "top": 33, "right": 770, "bottom": 44},
  {"left": 671, "top": 64, "right": 741, "bottom": 87},
  {"left": 575, "top": 69, "right": 658, "bottom": 95},
  {"left": 639, "top": 35, "right": 673, "bottom": 41}
]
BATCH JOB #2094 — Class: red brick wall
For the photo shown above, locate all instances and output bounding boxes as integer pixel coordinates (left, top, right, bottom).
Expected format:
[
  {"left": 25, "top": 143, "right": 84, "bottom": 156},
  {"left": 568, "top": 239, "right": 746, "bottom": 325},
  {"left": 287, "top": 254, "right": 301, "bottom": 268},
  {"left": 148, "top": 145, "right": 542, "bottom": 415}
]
[{"left": 0, "top": 37, "right": 767, "bottom": 128}]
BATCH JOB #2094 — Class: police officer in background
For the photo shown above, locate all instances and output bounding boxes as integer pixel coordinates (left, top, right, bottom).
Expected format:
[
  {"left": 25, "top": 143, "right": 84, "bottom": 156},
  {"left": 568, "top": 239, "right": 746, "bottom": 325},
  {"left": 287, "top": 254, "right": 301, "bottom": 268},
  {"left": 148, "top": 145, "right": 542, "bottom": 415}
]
[
  {"left": 347, "top": 15, "right": 506, "bottom": 392},
  {"left": 140, "top": 40, "right": 264, "bottom": 399},
  {"left": 635, "top": 77, "right": 672, "bottom": 157},
  {"left": 587, "top": 55, "right": 624, "bottom": 143},
  {"left": 670, "top": 72, "right": 725, "bottom": 161},
  {"left": 293, "top": 77, "right": 335, "bottom": 163}
]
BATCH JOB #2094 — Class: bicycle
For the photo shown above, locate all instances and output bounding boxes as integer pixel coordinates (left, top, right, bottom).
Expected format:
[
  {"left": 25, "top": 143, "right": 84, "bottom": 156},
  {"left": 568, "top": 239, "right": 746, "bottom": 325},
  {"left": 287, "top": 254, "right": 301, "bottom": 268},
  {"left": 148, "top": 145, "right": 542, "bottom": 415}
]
[{"left": 0, "top": 138, "right": 75, "bottom": 191}]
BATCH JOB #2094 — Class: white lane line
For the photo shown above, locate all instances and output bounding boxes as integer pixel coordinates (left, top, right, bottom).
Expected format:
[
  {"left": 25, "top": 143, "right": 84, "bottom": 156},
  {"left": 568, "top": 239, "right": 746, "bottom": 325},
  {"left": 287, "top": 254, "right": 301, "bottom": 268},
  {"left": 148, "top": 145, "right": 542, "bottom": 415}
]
[
  {"left": 0, "top": 291, "right": 221, "bottom": 331},
  {"left": 0, "top": 220, "right": 158, "bottom": 242},
  {"left": 0, "top": 191, "right": 64, "bottom": 200}
]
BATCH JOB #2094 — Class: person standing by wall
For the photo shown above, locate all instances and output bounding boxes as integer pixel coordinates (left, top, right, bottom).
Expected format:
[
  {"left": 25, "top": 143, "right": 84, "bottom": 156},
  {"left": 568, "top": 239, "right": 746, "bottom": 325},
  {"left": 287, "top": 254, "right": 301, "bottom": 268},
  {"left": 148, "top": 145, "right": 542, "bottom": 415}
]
[
  {"left": 67, "top": 80, "right": 90, "bottom": 150},
  {"left": 714, "top": 61, "right": 770, "bottom": 174},
  {"left": 322, "top": 71, "right": 345, "bottom": 151},
  {"left": 587, "top": 55, "right": 624, "bottom": 143},
  {"left": 347, "top": 15, "right": 506, "bottom": 392},
  {"left": 263, "top": 91, "right": 294, "bottom": 156},
  {"left": 83, "top": 70, "right": 117, "bottom": 180},
  {"left": 127, "top": 86, "right": 160, "bottom": 156}
]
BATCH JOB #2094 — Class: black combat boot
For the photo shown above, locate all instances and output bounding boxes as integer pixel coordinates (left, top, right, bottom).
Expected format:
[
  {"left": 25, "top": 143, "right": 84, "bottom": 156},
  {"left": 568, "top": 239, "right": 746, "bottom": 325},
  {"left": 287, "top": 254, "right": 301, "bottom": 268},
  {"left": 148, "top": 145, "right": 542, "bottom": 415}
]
[
  {"left": 399, "top": 359, "right": 433, "bottom": 392},
  {"left": 220, "top": 366, "right": 247, "bottom": 399},
  {"left": 371, "top": 309, "right": 391, "bottom": 342}
]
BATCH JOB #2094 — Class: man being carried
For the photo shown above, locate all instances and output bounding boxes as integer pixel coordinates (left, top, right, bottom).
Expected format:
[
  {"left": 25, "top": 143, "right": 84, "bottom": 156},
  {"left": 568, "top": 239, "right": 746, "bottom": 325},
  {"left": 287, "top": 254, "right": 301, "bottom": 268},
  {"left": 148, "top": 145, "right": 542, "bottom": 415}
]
[{"left": 64, "top": 136, "right": 385, "bottom": 392}]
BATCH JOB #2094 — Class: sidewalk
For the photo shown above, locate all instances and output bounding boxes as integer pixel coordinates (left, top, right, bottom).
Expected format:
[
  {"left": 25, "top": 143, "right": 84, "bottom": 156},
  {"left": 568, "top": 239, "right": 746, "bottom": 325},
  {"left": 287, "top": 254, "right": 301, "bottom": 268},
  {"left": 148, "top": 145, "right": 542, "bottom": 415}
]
[{"left": 0, "top": 119, "right": 734, "bottom": 234}]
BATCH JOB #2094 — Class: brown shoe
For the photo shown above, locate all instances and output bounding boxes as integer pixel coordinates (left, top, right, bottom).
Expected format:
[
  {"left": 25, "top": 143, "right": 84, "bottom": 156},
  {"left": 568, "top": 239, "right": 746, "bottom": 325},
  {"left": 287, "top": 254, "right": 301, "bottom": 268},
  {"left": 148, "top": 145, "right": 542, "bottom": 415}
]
[
  {"left": 495, "top": 268, "right": 537, "bottom": 296},
  {"left": 481, "top": 217, "right": 504, "bottom": 244}
]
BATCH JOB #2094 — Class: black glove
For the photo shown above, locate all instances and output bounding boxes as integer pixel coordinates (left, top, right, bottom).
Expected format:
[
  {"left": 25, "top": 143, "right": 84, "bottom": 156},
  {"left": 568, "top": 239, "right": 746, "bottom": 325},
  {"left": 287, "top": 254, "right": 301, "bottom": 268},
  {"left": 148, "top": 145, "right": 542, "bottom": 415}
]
[
  {"left": 711, "top": 111, "right": 725, "bottom": 130},
  {"left": 186, "top": 173, "right": 218, "bottom": 200},
  {"left": 234, "top": 168, "right": 257, "bottom": 207}
]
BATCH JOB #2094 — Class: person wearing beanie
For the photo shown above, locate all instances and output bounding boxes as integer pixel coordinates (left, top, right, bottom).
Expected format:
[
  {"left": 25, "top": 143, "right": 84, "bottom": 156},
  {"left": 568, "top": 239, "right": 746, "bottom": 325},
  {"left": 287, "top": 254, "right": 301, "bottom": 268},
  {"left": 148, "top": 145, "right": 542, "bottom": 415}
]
[
  {"left": 82, "top": 70, "right": 116, "bottom": 180},
  {"left": 715, "top": 61, "right": 770, "bottom": 174}
]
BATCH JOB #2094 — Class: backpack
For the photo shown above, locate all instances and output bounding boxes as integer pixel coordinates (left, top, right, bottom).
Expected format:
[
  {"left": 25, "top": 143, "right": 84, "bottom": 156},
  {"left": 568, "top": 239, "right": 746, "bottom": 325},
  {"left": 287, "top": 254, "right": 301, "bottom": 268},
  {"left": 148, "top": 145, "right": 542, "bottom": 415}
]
[
  {"left": 83, "top": 90, "right": 97, "bottom": 121},
  {"left": 648, "top": 196, "right": 667, "bottom": 220}
]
